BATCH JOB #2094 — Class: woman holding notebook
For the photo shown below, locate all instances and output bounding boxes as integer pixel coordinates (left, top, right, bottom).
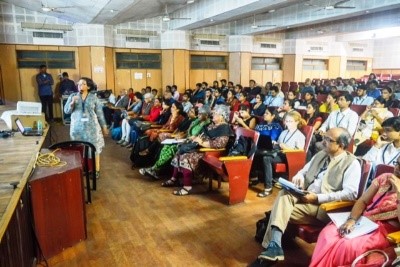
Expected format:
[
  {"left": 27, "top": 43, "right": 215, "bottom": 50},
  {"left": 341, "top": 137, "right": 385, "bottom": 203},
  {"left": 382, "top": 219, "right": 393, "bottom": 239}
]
[{"left": 310, "top": 158, "right": 400, "bottom": 267}]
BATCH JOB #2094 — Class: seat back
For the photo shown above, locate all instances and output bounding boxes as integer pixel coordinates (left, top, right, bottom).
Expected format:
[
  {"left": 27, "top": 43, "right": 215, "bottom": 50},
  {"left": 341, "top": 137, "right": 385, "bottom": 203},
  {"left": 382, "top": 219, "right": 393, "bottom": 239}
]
[
  {"left": 48, "top": 141, "right": 97, "bottom": 203},
  {"left": 316, "top": 94, "right": 328, "bottom": 104},
  {"left": 389, "top": 107, "right": 400, "bottom": 116},
  {"left": 234, "top": 127, "right": 260, "bottom": 161},
  {"left": 357, "top": 158, "right": 372, "bottom": 198},
  {"left": 350, "top": 104, "right": 367, "bottom": 116},
  {"left": 301, "top": 125, "right": 314, "bottom": 153},
  {"left": 374, "top": 164, "right": 395, "bottom": 179}
]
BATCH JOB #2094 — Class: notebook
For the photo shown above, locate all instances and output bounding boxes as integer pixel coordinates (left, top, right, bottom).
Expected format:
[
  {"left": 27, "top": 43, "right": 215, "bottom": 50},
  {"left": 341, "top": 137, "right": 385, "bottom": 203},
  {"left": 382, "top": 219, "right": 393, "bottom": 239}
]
[
  {"left": 328, "top": 212, "right": 379, "bottom": 239},
  {"left": 15, "top": 118, "right": 43, "bottom": 136}
]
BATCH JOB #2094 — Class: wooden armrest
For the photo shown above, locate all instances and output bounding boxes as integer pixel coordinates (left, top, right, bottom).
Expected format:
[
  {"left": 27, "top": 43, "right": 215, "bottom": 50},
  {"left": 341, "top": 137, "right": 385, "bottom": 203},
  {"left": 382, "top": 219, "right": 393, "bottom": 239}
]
[
  {"left": 281, "top": 149, "right": 304, "bottom": 153},
  {"left": 150, "top": 124, "right": 162, "bottom": 128},
  {"left": 387, "top": 231, "right": 400, "bottom": 243},
  {"left": 219, "top": 156, "right": 248, "bottom": 161},
  {"left": 199, "top": 148, "right": 225, "bottom": 152},
  {"left": 159, "top": 129, "right": 173, "bottom": 133},
  {"left": 320, "top": 201, "right": 355, "bottom": 211}
]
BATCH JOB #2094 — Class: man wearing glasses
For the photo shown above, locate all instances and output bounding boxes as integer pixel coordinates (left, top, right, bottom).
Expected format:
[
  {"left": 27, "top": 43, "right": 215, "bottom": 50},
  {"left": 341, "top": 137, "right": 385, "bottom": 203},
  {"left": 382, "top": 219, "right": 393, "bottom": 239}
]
[{"left": 258, "top": 127, "right": 361, "bottom": 262}]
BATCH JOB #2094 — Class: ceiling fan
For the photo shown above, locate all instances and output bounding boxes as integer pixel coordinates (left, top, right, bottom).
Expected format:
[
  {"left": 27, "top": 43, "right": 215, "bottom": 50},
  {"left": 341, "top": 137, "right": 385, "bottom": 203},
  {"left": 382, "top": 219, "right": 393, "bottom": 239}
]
[
  {"left": 306, "top": 0, "right": 356, "bottom": 11},
  {"left": 41, "top": 1, "right": 75, "bottom": 13},
  {"left": 162, "top": 5, "right": 191, "bottom": 22},
  {"left": 250, "top": 14, "right": 276, "bottom": 29}
]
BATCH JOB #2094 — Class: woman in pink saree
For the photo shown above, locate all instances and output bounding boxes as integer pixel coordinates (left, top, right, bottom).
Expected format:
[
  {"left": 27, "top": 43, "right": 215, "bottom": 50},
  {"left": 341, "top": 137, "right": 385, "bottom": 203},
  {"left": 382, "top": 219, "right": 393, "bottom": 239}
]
[{"left": 310, "top": 158, "right": 400, "bottom": 267}]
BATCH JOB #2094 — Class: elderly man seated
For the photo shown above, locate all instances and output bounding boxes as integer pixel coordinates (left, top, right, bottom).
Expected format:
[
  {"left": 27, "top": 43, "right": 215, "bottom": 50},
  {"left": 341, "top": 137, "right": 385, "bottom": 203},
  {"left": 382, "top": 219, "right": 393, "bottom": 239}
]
[{"left": 258, "top": 127, "right": 361, "bottom": 262}]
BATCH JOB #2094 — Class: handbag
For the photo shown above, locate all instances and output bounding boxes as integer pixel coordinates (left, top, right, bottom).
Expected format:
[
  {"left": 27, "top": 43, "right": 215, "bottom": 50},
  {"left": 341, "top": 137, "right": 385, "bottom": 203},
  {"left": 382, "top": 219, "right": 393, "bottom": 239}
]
[
  {"left": 350, "top": 249, "right": 389, "bottom": 267},
  {"left": 177, "top": 141, "right": 198, "bottom": 155}
]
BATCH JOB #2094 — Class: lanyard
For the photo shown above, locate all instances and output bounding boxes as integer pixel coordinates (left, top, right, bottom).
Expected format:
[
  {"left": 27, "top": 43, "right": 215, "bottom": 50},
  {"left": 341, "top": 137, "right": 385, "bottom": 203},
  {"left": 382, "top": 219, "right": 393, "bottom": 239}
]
[
  {"left": 335, "top": 112, "right": 346, "bottom": 126},
  {"left": 266, "top": 97, "right": 275, "bottom": 106},
  {"left": 282, "top": 129, "right": 298, "bottom": 144},
  {"left": 314, "top": 157, "right": 330, "bottom": 180},
  {"left": 356, "top": 97, "right": 365, "bottom": 105},
  {"left": 382, "top": 144, "right": 400, "bottom": 164}
]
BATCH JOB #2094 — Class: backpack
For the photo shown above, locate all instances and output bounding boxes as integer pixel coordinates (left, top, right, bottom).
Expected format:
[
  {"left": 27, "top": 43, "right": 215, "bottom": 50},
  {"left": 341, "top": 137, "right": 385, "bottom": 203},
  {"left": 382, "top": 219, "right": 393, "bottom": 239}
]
[
  {"left": 111, "top": 126, "right": 122, "bottom": 140},
  {"left": 228, "top": 135, "right": 256, "bottom": 158},
  {"left": 255, "top": 211, "right": 271, "bottom": 244}
]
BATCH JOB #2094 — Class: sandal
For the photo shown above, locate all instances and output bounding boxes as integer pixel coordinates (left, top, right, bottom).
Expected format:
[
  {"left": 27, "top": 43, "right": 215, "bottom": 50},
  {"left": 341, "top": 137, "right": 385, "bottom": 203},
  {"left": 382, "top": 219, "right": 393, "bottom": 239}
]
[
  {"left": 161, "top": 178, "right": 177, "bottom": 187},
  {"left": 173, "top": 187, "right": 191, "bottom": 196}
]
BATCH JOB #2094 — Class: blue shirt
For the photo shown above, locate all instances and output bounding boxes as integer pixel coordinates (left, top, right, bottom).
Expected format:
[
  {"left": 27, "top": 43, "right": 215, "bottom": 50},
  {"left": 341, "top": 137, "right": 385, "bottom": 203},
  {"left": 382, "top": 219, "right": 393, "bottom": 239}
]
[
  {"left": 255, "top": 122, "right": 283, "bottom": 142},
  {"left": 264, "top": 96, "right": 284, "bottom": 107},
  {"left": 36, "top": 73, "right": 54, "bottom": 96},
  {"left": 367, "top": 89, "right": 381, "bottom": 99}
]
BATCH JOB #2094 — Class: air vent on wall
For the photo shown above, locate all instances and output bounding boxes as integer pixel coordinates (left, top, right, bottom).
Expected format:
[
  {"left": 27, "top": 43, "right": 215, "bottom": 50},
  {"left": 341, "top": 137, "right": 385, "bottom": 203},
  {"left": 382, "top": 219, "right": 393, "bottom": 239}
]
[
  {"left": 32, "top": 31, "right": 64, "bottom": 45},
  {"left": 126, "top": 36, "right": 150, "bottom": 43},
  {"left": 21, "top": 22, "right": 72, "bottom": 32},
  {"left": 352, "top": 47, "right": 364, "bottom": 52},
  {"left": 117, "top": 29, "right": 158, "bottom": 36},
  {"left": 199, "top": 40, "right": 220, "bottom": 46},
  {"left": 192, "top": 34, "right": 225, "bottom": 40},
  {"left": 33, "top": 31, "right": 63, "bottom": 38},
  {"left": 260, "top": 43, "right": 277, "bottom": 49},
  {"left": 310, "top": 46, "right": 324, "bottom": 51}
]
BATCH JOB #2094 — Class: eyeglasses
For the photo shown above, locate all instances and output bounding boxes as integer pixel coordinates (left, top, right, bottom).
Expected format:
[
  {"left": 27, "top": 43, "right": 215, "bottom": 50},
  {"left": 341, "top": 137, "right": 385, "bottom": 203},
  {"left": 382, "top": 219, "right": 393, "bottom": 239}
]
[
  {"left": 394, "top": 161, "right": 400, "bottom": 166},
  {"left": 256, "top": 96, "right": 261, "bottom": 99},
  {"left": 323, "top": 136, "right": 337, "bottom": 143}
]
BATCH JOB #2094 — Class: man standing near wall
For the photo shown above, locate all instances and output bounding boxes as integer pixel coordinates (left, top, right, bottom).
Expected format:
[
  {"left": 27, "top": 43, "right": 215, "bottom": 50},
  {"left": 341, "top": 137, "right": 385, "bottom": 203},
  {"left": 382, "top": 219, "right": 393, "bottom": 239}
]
[{"left": 36, "top": 64, "right": 54, "bottom": 122}]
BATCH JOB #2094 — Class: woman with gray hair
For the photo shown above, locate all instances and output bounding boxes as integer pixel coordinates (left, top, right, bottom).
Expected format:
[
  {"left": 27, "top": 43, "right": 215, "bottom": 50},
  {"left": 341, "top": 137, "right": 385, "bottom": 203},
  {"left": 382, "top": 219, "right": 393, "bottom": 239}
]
[{"left": 161, "top": 104, "right": 233, "bottom": 196}]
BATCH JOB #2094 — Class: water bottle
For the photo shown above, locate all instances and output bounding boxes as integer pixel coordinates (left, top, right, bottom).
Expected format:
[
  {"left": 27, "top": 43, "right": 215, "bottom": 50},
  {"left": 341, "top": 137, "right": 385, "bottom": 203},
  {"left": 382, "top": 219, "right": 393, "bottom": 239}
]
[{"left": 37, "top": 120, "right": 43, "bottom": 131}]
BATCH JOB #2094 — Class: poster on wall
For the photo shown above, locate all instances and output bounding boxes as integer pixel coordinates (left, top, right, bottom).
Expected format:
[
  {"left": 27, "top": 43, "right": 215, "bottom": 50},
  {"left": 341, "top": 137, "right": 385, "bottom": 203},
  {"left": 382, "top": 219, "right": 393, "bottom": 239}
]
[{"left": 134, "top": 72, "right": 143, "bottom": 80}]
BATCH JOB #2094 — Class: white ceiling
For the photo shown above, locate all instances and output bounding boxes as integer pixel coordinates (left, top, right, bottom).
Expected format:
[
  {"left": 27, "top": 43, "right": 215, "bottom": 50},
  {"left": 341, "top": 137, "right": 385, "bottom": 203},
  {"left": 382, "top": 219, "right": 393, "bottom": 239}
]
[{"left": 2, "top": 0, "right": 400, "bottom": 37}]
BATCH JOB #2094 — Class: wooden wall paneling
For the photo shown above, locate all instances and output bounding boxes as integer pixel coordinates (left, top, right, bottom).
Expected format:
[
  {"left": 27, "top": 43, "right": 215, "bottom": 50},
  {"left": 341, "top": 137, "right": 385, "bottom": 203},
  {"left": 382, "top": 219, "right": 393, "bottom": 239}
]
[
  {"left": 190, "top": 70, "right": 204, "bottom": 89},
  {"left": 90, "top": 47, "right": 106, "bottom": 89},
  {"left": 328, "top": 56, "right": 341, "bottom": 79},
  {"left": 0, "top": 45, "right": 21, "bottom": 102},
  {"left": 115, "top": 70, "right": 132, "bottom": 91},
  {"left": 250, "top": 70, "right": 263, "bottom": 86},
  {"left": 240, "top": 52, "right": 251, "bottom": 85},
  {"left": 131, "top": 69, "right": 146, "bottom": 91},
  {"left": 19, "top": 69, "right": 38, "bottom": 102},
  {"left": 146, "top": 69, "right": 162, "bottom": 90},
  {"left": 272, "top": 70, "right": 283, "bottom": 83},
  {"left": 78, "top": 47, "right": 91, "bottom": 79},
  {"left": 301, "top": 70, "right": 329, "bottom": 82},
  {"left": 38, "top": 45, "right": 58, "bottom": 51},
  {"left": 203, "top": 70, "right": 217, "bottom": 86},
  {"left": 282, "top": 54, "right": 295, "bottom": 82},
  {"left": 229, "top": 52, "right": 241, "bottom": 84},
  {"left": 105, "top": 47, "right": 115, "bottom": 91},
  {"left": 184, "top": 50, "right": 190, "bottom": 90},
  {"left": 162, "top": 50, "right": 174, "bottom": 92},
  {"left": 217, "top": 70, "right": 228, "bottom": 84},
  {"left": 173, "top": 50, "right": 186, "bottom": 93},
  {"left": 262, "top": 70, "right": 273, "bottom": 85},
  {"left": 58, "top": 46, "right": 80, "bottom": 83}
]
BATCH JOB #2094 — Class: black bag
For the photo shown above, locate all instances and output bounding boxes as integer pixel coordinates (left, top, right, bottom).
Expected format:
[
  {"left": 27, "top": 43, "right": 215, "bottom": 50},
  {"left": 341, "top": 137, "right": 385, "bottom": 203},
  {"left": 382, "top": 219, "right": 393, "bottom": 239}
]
[
  {"left": 228, "top": 135, "right": 256, "bottom": 157},
  {"left": 130, "top": 136, "right": 155, "bottom": 167},
  {"left": 255, "top": 211, "right": 271, "bottom": 244},
  {"left": 177, "top": 141, "right": 199, "bottom": 155}
]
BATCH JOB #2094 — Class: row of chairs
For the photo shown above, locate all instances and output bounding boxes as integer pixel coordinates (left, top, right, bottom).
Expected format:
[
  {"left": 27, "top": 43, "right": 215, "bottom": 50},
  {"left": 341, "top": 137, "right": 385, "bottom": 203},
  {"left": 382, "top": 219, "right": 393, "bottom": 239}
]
[{"left": 201, "top": 125, "right": 314, "bottom": 205}]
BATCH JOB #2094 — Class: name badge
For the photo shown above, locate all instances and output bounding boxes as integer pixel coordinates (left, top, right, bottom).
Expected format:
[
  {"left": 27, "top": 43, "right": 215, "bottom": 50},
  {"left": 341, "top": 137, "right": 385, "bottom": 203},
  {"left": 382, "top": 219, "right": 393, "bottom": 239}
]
[{"left": 81, "top": 117, "right": 89, "bottom": 122}]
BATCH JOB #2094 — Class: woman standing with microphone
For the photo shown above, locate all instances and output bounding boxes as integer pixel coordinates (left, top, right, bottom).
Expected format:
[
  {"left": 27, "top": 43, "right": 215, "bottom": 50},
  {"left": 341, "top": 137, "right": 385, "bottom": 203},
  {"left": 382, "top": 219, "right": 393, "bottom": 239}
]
[{"left": 64, "top": 77, "right": 109, "bottom": 178}]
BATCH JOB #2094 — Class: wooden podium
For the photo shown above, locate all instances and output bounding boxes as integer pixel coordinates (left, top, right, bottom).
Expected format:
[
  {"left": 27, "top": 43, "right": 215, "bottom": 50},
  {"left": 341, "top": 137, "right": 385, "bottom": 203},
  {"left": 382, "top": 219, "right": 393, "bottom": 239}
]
[{"left": 29, "top": 149, "right": 86, "bottom": 259}]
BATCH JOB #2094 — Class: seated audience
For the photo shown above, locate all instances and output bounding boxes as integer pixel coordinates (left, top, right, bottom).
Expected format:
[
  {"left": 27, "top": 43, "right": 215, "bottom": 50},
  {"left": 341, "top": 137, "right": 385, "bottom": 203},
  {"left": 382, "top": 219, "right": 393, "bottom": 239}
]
[
  {"left": 231, "top": 104, "right": 256, "bottom": 130},
  {"left": 233, "top": 91, "right": 251, "bottom": 112},
  {"left": 225, "top": 89, "right": 239, "bottom": 111},
  {"left": 319, "top": 92, "right": 339, "bottom": 113},
  {"left": 171, "top": 85, "right": 180, "bottom": 101},
  {"left": 363, "top": 117, "right": 400, "bottom": 168},
  {"left": 103, "top": 89, "right": 129, "bottom": 128},
  {"left": 203, "top": 88, "right": 214, "bottom": 108},
  {"left": 162, "top": 105, "right": 233, "bottom": 196},
  {"left": 181, "top": 92, "right": 193, "bottom": 114},
  {"left": 305, "top": 101, "right": 322, "bottom": 132},
  {"left": 367, "top": 80, "right": 381, "bottom": 99},
  {"left": 381, "top": 86, "right": 398, "bottom": 108},
  {"left": 139, "top": 106, "right": 211, "bottom": 179},
  {"left": 264, "top": 86, "right": 284, "bottom": 107},
  {"left": 258, "top": 127, "right": 361, "bottom": 262},
  {"left": 310, "top": 161, "right": 400, "bottom": 267},
  {"left": 212, "top": 88, "right": 225, "bottom": 107},
  {"left": 251, "top": 93, "right": 267, "bottom": 117},
  {"left": 256, "top": 111, "right": 306, "bottom": 197},
  {"left": 355, "top": 96, "right": 393, "bottom": 146},
  {"left": 353, "top": 85, "right": 374, "bottom": 106},
  {"left": 277, "top": 99, "right": 295, "bottom": 123},
  {"left": 286, "top": 91, "right": 301, "bottom": 109},
  {"left": 299, "top": 91, "right": 316, "bottom": 108}
]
